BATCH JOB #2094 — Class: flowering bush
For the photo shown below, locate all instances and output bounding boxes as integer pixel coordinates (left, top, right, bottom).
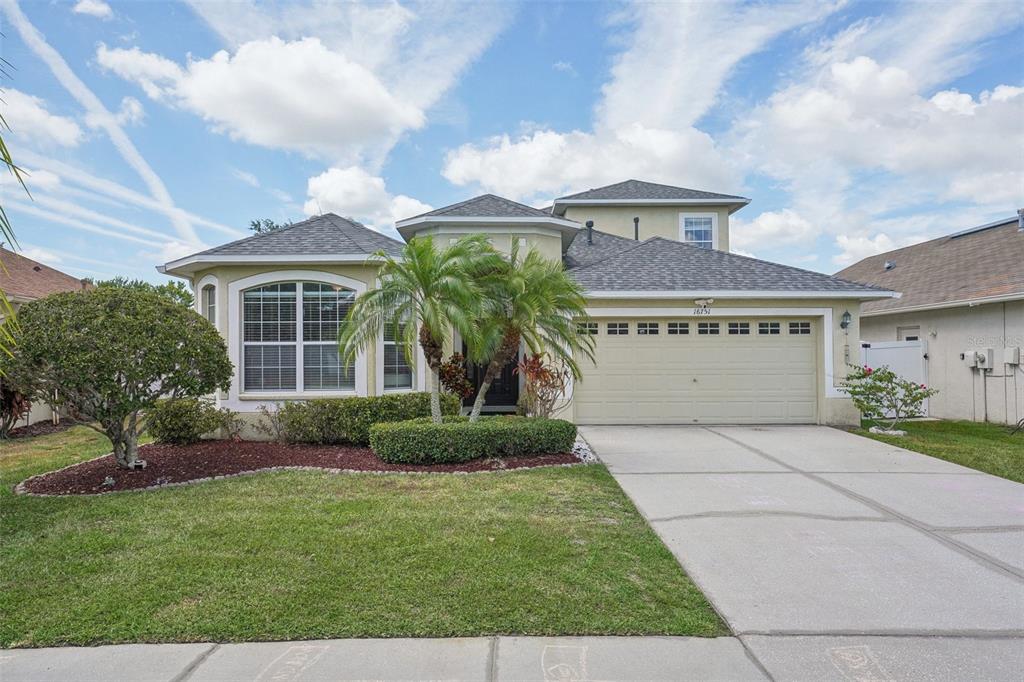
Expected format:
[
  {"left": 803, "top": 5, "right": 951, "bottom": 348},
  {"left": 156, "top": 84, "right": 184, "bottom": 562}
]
[
  {"left": 516, "top": 353, "right": 570, "bottom": 418},
  {"left": 842, "top": 365, "right": 937, "bottom": 430}
]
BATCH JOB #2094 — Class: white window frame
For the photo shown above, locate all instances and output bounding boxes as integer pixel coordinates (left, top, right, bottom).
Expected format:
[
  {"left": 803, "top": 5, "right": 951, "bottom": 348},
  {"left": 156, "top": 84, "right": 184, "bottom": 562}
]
[
  {"left": 679, "top": 212, "right": 719, "bottom": 250},
  {"left": 194, "top": 274, "right": 219, "bottom": 332},
  {"left": 227, "top": 271, "right": 367, "bottom": 407},
  {"left": 897, "top": 326, "right": 921, "bottom": 341},
  {"left": 377, "top": 319, "right": 416, "bottom": 393}
]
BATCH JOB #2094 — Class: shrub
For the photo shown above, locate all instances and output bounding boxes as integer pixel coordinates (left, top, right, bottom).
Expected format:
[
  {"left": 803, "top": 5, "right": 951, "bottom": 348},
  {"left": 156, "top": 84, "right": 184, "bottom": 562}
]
[
  {"left": 148, "top": 398, "right": 240, "bottom": 444},
  {"left": 370, "top": 416, "right": 577, "bottom": 464},
  {"left": 276, "top": 392, "right": 461, "bottom": 446},
  {"left": 842, "top": 364, "right": 938, "bottom": 430},
  {"left": 0, "top": 288, "right": 232, "bottom": 468}
]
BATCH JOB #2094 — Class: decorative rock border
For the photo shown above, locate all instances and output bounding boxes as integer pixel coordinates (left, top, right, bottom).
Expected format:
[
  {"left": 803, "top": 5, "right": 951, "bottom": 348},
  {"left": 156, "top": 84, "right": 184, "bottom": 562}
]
[{"left": 14, "top": 447, "right": 596, "bottom": 498}]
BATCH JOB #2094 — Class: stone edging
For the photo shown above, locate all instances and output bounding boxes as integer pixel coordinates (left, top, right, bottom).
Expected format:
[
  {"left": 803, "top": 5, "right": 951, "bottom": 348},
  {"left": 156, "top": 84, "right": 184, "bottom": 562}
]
[{"left": 15, "top": 448, "right": 594, "bottom": 498}]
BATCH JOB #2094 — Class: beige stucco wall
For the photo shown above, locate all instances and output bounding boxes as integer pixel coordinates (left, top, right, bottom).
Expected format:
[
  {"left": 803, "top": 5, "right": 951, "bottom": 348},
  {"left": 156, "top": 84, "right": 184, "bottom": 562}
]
[
  {"left": 190, "top": 263, "right": 392, "bottom": 430},
  {"left": 403, "top": 226, "right": 563, "bottom": 262},
  {"left": 860, "top": 300, "right": 1024, "bottom": 424},
  {"left": 572, "top": 297, "right": 865, "bottom": 425},
  {"left": 562, "top": 205, "right": 732, "bottom": 252}
]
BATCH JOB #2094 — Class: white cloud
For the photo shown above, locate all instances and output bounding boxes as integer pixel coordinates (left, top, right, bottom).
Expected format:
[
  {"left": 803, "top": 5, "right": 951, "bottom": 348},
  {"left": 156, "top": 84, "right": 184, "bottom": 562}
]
[
  {"left": 833, "top": 233, "right": 900, "bottom": 267},
  {"left": 98, "top": 37, "right": 425, "bottom": 164},
  {"left": 442, "top": 1, "right": 830, "bottom": 202},
  {"left": 115, "top": 96, "right": 144, "bottom": 125},
  {"left": 444, "top": 124, "right": 737, "bottom": 204},
  {"left": 1, "top": 89, "right": 82, "bottom": 147},
  {"left": 72, "top": 0, "right": 111, "bottom": 19},
  {"left": 731, "top": 209, "right": 818, "bottom": 252},
  {"left": 230, "top": 168, "right": 260, "bottom": 188},
  {"left": 552, "top": 61, "right": 576, "bottom": 77},
  {"left": 303, "top": 166, "right": 431, "bottom": 232},
  {"left": 20, "top": 246, "right": 63, "bottom": 264}
]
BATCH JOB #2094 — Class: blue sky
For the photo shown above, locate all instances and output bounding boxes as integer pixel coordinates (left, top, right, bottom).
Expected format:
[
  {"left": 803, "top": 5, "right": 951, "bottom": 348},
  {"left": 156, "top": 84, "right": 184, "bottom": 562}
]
[{"left": 2, "top": 0, "right": 1022, "bottom": 283}]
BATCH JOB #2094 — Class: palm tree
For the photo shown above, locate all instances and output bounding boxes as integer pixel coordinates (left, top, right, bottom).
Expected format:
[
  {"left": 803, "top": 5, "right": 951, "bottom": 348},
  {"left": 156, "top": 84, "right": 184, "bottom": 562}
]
[
  {"left": 338, "top": 234, "right": 500, "bottom": 423},
  {"left": 466, "top": 241, "right": 595, "bottom": 421}
]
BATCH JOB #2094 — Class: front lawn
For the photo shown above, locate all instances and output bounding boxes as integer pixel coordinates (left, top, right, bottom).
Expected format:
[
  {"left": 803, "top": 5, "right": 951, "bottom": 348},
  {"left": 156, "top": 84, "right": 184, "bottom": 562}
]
[
  {"left": 0, "top": 426, "right": 725, "bottom": 647},
  {"left": 855, "top": 419, "right": 1024, "bottom": 483}
]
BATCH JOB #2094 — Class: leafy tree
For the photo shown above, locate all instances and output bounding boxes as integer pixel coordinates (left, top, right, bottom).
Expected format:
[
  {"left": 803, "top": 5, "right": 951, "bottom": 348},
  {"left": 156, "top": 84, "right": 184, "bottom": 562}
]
[
  {"left": 90, "top": 276, "right": 195, "bottom": 308},
  {"left": 466, "top": 242, "right": 594, "bottom": 421},
  {"left": 338, "top": 235, "right": 499, "bottom": 423},
  {"left": 1, "top": 287, "right": 232, "bottom": 468},
  {"left": 250, "top": 218, "right": 291, "bottom": 234}
]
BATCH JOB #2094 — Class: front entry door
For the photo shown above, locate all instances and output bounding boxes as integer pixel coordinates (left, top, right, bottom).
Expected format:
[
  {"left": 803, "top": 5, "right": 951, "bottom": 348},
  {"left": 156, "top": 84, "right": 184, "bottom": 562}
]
[{"left": 463, "top": 344, "right": 520, "bottom": 409}]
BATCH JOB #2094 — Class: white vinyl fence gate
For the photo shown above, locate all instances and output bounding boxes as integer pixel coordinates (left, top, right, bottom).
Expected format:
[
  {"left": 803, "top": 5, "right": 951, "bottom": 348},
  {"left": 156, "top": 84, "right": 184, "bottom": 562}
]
[{"left": 860, "top": 340, "right": 929, "bottom": 417}]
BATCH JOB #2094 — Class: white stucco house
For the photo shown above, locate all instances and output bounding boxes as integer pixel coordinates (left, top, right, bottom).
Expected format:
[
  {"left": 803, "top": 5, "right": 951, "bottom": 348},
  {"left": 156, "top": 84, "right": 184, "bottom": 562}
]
[
  {"left": 160, "top": 179, "right": 895, "bottom": 430},
  {"left": 837, "top": 213, "right": 1024, "bottom": 425}
]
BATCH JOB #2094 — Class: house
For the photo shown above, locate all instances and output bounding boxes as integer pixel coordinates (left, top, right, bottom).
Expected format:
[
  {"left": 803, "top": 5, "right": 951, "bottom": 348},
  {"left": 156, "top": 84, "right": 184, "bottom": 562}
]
[
  {"left": 160, "top": 179, "right": 894, "bottom": 432},
  {"left": 0, "top": 246, "right": 91, "bottom": 427},
  {"left": 836, "top": 213, "right": 1024, "bottom": 425}
]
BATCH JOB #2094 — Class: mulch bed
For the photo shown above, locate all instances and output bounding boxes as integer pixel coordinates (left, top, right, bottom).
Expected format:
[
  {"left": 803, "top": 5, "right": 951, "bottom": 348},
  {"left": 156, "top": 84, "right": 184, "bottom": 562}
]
[
  {"left": 7, "top": 420, "right": 78, "bottom": 440},
  {"left": 17, "top": 440, "right": 580, "bottom": 496}
]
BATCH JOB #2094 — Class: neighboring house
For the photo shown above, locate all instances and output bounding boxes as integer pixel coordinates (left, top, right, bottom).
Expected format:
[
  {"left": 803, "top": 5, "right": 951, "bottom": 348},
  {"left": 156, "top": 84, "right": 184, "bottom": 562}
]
[
  {"left": 837, "top": 213, "right": 1024, "bottom": 425},
  {"left": 0, "top": 246, "right": 91, "bottom": 427},
  {"left": 160, "top": 180, "right": 894, "bottom": 432}
]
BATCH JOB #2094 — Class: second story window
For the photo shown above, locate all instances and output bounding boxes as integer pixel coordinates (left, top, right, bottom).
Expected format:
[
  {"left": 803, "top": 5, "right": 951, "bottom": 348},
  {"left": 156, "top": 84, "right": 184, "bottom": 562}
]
[{"left": 680, "top": 213, "right": 717, "bottom": 249}]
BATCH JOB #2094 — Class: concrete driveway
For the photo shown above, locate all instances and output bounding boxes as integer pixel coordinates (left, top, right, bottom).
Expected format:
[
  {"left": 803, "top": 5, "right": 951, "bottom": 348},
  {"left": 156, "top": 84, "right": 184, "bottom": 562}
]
[{"left": 581, "top": 425, "right": 1024, "bottom": 681}]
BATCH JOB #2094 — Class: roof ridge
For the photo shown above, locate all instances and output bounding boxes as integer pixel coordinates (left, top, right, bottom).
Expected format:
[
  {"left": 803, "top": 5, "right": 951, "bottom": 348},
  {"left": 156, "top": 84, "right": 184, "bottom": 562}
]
[
  {"left": 199, "top": 214, "right": 317, "bottom": 255},
  {"left": 565, "top": 234, "right": 660, "bottom": 272}
]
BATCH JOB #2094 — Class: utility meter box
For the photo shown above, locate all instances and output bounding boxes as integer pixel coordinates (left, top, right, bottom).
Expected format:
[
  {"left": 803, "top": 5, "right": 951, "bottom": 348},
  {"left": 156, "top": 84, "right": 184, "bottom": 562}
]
[
  {"left": 962, "top": 350, "right": 978, "bottom": 367},
  {"left": 976, "top": 347, "right": 995, "bottom": 368},
  {"left": 1005, "top": 347, "right": 1021, "bottom": 365}
]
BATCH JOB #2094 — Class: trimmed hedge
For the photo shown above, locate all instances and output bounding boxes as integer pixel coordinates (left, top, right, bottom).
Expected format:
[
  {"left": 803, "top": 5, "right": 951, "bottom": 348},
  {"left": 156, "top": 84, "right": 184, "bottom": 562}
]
[
  {"left": 148, "top": 398, "right": 239, "bottom": 444},
  {"left": 277, "top": 392, "right": 461, "bottom": 446},
  {"left": 369, "top": 416, "right": 577, "bottom": 464}
]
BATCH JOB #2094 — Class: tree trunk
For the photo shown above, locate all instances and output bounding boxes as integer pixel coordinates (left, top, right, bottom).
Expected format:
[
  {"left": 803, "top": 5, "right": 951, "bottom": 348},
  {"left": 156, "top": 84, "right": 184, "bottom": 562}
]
[
  {"left": 430, "top": 368, "right": 442, "bottom": 424},
  {"left": 106, "top": 416, "right": 142, "bottom": 469},
  {"left": 468, "top": 329, "right": 520, "bottom": 422}
]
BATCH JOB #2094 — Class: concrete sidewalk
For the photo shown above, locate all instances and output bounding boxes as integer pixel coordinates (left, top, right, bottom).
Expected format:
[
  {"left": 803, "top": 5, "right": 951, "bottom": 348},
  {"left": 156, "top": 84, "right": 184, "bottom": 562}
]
[{"left": 0, "top": 636, "right": 766, "bottom": 681}]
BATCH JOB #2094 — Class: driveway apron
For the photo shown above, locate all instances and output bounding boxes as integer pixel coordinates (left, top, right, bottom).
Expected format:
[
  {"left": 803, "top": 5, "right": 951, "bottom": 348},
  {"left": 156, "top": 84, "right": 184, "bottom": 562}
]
[{"left": 582, "top": 424, "right": 1024, "bottom": 681}]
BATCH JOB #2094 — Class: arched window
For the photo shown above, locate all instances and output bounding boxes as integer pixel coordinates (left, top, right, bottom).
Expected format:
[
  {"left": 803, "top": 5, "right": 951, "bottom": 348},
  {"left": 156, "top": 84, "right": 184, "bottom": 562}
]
[
  {"left": 201, "top": 284, "right": 216, "bottom": 325},
  {"left": 241, "top": 282, "right": 355, "bottom": 392}
]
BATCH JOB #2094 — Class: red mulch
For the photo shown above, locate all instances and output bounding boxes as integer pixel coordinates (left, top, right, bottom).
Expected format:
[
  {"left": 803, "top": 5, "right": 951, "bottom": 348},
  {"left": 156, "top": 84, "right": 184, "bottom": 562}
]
[
  {"left": 18, "top": 440, "right": 580, "bottom": 496},
  {"left": 7, "top": 420, "right": 78, "bottom": 439}
]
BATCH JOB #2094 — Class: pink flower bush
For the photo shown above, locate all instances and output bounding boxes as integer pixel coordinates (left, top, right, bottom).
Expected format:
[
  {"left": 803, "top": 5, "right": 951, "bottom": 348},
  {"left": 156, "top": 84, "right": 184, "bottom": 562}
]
[{"left": 842, "top": 364, "right": 938, "bottom": 430}]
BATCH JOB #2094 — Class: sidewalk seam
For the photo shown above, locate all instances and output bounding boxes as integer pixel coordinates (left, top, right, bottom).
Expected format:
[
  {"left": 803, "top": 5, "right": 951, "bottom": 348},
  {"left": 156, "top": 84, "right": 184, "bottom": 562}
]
[
  {"left": 169, "top": 643, "right": 219, "bottom": 682},
  {"left": 736, "top": 636, "right": 775, "bottom": 682},
  {"left": 487, "top": 636, "right": 498, "bottom": 682}
]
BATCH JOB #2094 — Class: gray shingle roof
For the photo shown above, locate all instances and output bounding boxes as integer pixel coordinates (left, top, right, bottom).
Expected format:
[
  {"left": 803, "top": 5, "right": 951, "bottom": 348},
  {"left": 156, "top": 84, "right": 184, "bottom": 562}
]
[
  {"left": 196, "top": 213, "right": 404, "bottom": 257},
  {"left": 567, "top": 237, "right": 888, "bottom": 293},
  {"left": 563, "top": 228, "right": 639, "bottom": 269},
  {"left": 406, "top": 194, "right": 552, "bottom": 219},
  {"left": 835, "top": 217, "right": 1023, "bottom": 313},
  {"left": 555, "top": 179, "right": 748, "bottom": 203}
]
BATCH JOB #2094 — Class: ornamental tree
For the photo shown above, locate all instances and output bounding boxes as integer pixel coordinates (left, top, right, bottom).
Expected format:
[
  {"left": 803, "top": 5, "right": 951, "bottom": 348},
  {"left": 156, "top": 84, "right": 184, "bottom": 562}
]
[
  {"left": 0, "top": 287, "right": 232, "bottom": 468},
  {"left": 842, "top": 365, "right": 938, "bottom": 430}
]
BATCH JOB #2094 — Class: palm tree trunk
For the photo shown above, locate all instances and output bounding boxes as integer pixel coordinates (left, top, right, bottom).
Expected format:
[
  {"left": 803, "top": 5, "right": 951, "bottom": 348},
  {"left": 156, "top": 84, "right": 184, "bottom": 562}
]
[{"left": 430, "top": 367, "right": 442, "bottom": 423}]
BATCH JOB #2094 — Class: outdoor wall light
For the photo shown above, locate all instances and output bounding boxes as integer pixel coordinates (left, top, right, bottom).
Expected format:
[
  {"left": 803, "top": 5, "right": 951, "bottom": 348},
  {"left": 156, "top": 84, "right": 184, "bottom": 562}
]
[{"left": 840, "top": 310, "right": 852, "bottom": 330}]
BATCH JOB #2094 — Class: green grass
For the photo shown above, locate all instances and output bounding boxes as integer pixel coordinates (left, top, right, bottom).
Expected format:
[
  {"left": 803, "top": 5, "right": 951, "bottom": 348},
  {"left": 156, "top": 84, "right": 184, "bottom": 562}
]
[
  {"left": 855, "top": 419, "right": 1024, "bottom": 483},
  {"left": 0, "top": 426, "right": 725, "bottom": 647}
]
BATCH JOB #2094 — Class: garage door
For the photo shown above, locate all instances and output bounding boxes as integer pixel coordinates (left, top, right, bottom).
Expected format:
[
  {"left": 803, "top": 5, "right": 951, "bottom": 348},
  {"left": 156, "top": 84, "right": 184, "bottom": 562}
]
[{"left": 574, "top": 318, "right": 818, "bottom": 424}]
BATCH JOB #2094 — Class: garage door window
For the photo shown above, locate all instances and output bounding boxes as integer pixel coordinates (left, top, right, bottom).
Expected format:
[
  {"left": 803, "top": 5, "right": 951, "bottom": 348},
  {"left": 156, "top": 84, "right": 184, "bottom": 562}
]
[
  {"left": 759, "top": 321, "right": 781, "bottom": 335},
  {"left": 637, "top": 322, "right": 659, "bottom": 335},
  {"left": 578, "top": 321, "right": 598, "bottom": 335},
  {"left": 607, "top": 322, "right": 629, "bottom": 335},
  {"left": 728, "top": 322, "right": 750, "bottom": 335},
  {"left": 667, "top": 322, "right": 689, "bottom": 335},
  {"left": 697, "top": 322, "right": 720, "bottom": 335},
  {"left": 789, "top": 321, "right": 811, "bottom": 335}
]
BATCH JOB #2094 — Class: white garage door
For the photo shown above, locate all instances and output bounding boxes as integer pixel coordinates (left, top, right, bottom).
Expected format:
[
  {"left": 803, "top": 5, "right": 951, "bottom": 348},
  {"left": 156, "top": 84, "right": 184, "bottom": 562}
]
[{"left": 574, "top": 318, "right": 818, "bottom": 424}]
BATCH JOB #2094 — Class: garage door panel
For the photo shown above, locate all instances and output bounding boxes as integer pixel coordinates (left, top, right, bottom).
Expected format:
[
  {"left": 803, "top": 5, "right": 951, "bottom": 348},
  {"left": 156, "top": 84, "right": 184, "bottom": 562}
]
[{"left": 575, "top": 317, "right": 818, "bottom": 424}]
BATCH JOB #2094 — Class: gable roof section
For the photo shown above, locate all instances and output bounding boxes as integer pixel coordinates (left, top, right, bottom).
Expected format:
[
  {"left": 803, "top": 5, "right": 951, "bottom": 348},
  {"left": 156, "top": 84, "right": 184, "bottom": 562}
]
[
  {"left": 552, "top": 179, "right": 749, "bottom": 215},
  {"left": 835, "top": 217, "right": 1023, "bottom": 314},
  {"left": 405, "top": 194, "right": 553, "bottom": 220},
  {"left": 568, "top": 237, "right": 891, "bottom": 298},
  {"left": 0, "top": 247, "right": 89, "bottom": 302},
  {"left": 161, "top": 213, "right": 403, "bottom": 276}
]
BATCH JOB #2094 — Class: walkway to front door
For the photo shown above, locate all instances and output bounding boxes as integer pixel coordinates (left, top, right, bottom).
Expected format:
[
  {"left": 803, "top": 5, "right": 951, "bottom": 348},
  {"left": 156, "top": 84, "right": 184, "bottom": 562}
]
[{"left": 582, "top": 424, "right": 1024, "bottom": 680}]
